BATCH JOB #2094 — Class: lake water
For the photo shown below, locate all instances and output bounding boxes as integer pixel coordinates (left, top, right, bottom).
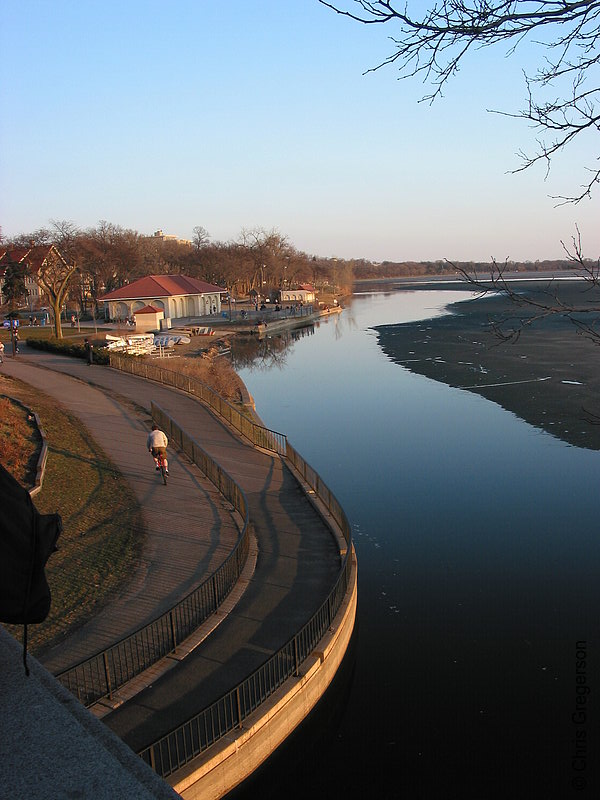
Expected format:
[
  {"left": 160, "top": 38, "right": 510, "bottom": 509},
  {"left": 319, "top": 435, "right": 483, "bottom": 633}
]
[{"left": 230, "top": 289, "right": 599, "bottom": 799}]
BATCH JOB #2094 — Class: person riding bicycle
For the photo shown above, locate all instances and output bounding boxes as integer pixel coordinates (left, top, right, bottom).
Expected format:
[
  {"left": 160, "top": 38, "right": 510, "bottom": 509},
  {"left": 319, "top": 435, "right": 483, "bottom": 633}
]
[{"left": 147, "top": 424, "right": 169, "bottom": 476}]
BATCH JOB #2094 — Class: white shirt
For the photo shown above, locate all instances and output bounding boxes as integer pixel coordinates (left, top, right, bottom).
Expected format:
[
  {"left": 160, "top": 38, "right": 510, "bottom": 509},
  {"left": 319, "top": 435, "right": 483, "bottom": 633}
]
[{"left": 147, "top": 429, "right": 168, "bottom": 449}]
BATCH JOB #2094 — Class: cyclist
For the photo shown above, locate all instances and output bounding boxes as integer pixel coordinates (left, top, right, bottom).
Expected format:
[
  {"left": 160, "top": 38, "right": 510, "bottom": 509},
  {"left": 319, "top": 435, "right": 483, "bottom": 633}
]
[{"left": 147, "top": 423, "right": 169, "bottom": 476}]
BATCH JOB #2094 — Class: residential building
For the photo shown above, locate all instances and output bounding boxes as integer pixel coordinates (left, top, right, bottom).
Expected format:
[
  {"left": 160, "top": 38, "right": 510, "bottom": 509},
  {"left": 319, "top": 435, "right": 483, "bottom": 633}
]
[
  {"left": 150, "top": 230, "right": 192, "bottom": 246},
  {"left": 0, "top": 244, "right": 70, "bottom": 309}
]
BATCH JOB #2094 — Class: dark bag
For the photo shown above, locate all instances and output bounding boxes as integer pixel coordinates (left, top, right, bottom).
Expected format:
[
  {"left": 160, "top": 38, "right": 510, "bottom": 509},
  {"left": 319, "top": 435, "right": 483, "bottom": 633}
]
[{"left": 0, "top": 464, "right": 61, "bottom": 669}]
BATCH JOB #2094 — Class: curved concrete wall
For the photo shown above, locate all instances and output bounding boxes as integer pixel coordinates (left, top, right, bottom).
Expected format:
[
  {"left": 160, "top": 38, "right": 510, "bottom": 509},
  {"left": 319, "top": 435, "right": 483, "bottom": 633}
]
[{"left": 169, "top": 547, "right": 358, "bottom": 800}]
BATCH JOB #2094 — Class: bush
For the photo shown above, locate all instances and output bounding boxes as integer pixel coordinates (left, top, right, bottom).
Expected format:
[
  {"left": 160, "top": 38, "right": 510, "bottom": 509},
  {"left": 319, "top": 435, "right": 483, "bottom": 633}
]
[
  {"left": 26, "top": 337, "right": 110, "bottom": 365},
  {"left": 169, "top": 350, "right": 244, "bottom": 402}
]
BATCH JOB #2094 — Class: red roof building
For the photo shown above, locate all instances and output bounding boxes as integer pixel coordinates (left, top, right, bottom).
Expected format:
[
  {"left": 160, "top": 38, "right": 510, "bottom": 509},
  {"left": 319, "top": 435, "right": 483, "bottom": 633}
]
[{"left": 99, "top": 275, "right": 227, "bottom": 321}]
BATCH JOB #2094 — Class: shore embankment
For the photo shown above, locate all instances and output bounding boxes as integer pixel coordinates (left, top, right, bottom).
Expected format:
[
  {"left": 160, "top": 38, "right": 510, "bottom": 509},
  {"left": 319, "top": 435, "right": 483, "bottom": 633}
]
[{"left": 374, "top": 280, "right": 600, "bottom": 451}]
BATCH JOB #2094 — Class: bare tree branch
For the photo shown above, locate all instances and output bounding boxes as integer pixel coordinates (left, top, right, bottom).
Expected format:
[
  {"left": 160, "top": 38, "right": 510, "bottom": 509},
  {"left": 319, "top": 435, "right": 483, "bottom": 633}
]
[{"left": 320, "top": 1, "right": 600, "bottom": 200}]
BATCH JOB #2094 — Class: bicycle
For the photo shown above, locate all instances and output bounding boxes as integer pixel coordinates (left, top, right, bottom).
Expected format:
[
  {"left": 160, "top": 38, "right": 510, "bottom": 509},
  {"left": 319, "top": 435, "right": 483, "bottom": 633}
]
[{"left": 155, "top": 451, "right": 168, "bottom": 485}]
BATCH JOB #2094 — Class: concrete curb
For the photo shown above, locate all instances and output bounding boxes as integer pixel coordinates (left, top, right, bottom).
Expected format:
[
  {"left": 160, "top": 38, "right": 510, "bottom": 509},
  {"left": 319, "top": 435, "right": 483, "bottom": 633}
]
[
  {"left": 0, "top": 395, "right": 48, "bottom": 498},
  {"left": 29, "top": 410, "right": 48, "bottom": 498}
]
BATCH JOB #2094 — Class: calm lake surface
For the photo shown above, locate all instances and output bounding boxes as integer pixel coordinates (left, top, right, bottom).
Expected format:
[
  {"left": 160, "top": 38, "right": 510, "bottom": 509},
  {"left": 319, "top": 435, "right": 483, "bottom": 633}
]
[{"left": 230, "top": 289, "right": 599, "bottom": 800}]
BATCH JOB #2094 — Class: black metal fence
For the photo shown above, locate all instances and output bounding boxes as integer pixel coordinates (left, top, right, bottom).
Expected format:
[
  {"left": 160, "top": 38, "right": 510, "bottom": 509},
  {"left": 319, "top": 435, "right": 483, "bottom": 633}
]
[
  {"left": 55, "top": 406, "right": 250, "bottom": 707},
  {"left": 110, "top": 353, "right": 287, "bottom": 455},
  {"left": 139, "top": 524, "right": 352, "bottom": 779},
  {"left": 212, "top": 303, "right": 315, "bottom": 323}
]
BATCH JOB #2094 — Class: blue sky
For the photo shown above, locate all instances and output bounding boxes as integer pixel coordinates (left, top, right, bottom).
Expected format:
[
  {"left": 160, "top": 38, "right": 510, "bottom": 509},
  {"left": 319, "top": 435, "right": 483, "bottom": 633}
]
[{"left": 1, "top": 0, "right": 598, "bottom": 262}]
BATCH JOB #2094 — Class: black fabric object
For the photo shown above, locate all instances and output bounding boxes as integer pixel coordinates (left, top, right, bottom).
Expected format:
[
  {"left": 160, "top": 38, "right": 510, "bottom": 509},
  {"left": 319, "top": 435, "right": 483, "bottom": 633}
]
[{"left": 0, "top": 463, "right": 61, "bottom": 632}]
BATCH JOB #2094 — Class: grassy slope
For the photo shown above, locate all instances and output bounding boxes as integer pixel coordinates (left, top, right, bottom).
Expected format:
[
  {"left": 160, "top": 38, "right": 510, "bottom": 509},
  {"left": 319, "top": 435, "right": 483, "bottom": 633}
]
[{"left": 0, "top": 374, "right": 144, "bottom": 656}]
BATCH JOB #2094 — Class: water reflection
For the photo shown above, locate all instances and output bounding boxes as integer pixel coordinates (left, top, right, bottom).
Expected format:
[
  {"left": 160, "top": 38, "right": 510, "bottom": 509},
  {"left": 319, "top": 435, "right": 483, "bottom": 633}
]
[{"left": 230, "top": 323, "right": 319, "bottom": 371}]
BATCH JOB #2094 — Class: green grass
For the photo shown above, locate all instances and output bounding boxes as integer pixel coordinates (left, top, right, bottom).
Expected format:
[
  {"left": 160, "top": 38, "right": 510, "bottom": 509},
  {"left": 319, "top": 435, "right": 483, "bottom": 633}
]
[{"left": 0, "top": 375, "right": 144, "bottom": 656}]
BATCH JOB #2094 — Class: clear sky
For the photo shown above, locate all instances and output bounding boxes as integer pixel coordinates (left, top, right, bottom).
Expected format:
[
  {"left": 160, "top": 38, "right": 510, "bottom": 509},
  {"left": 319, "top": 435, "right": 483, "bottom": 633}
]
[{"left": 1, "top": 0, "right": 598, "bottom": 263}]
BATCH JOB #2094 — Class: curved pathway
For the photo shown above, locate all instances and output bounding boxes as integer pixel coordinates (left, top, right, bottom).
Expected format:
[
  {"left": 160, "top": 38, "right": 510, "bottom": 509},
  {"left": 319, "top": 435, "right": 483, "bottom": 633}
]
[
  {"left": 2, "top": 350, "right": 240, "bottom": 673},
  {"left": 2, "top": 346, "right": 341, "bottom": 756}
]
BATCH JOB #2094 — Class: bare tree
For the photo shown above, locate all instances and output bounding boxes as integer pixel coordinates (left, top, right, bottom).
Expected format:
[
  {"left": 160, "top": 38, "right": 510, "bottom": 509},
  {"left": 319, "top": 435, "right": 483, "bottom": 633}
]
[
  {"left": 238, "top": 228, "right": 295, "bottom": 290},
  {"left": 6, "top": 223, "right": 80, "bottom": 337},
  {"left": 27, "top": 249, "right": 77, "bottom": 339},
  {"left": 320, "top": 0, "right": 600, "bottom": 201},
  {"left": 49, "top": 219, "right": 81, "bottom": 262},
  {"left": 192, "top": 226, "right": 211, "bottom": 249}
]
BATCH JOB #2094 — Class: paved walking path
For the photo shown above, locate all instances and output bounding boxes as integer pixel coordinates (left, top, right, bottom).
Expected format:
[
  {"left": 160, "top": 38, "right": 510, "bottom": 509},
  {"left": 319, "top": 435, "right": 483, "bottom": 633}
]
[
  {"left": 2, "top": 349, "right": 241, "bottom": 673},
  {"left": 2, "top": 346, "right": 341, "bottom": 755}
]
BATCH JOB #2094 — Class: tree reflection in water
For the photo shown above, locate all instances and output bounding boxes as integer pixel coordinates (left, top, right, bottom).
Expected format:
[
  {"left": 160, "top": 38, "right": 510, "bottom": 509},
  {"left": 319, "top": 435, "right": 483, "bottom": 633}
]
[{"left": 230, "top": 325, "right": 316, "bottom": 372}]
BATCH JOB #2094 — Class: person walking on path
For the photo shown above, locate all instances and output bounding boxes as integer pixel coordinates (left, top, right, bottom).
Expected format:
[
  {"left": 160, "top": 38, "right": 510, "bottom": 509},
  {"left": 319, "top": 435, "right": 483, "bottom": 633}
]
[
  {"left": 84, "top": 338, "right": 93, "bottom": 365},
  {"left": 147, "top": 424, "right": 169, "bottom": 475}
]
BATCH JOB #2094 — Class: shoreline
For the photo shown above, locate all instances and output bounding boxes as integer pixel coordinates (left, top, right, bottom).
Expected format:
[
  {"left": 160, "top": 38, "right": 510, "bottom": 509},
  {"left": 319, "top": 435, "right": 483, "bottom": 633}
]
[{"left": 373, "top": 281, "right": 600, "bottom": 451}]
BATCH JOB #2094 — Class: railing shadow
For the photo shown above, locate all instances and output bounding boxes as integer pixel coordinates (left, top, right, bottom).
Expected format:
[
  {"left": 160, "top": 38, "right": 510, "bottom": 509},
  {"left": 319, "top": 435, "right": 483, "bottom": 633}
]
[{"left": 55, "top": 402, "right": 250, "bottom": 708}]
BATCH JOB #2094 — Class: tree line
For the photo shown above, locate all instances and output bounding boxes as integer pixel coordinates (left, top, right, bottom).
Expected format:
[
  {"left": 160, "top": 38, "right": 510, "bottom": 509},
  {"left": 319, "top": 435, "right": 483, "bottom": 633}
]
[
  {"left": 354, "top": 258, "right": 583, "bottom": 280},
  {"left": 2, "top": 220, "right": 357, "bottom": 316},
  {"left": 1, "top": 218, "right": 586, "bottom": 331}
]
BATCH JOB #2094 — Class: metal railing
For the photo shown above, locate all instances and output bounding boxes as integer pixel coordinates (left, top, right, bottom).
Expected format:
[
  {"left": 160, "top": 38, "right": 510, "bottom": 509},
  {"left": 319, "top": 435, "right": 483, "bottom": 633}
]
[
  {"left": 138, "top": 500, "right": 352, "bottom": 778},
  {"left": 110, "top": 353, "right": 287, "bottom": 455},
  {"left": 55, "top": 406, "right": 250, "bottom": 708},
  {"left": 108, "top": 355, "right": 354, "bottom": 779}
]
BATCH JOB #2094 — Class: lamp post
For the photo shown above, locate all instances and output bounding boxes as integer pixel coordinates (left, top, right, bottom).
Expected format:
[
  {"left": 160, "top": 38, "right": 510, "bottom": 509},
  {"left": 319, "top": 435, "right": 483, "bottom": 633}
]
[{"left": 332, "top": 257, "right": 338, "bottom": 298}]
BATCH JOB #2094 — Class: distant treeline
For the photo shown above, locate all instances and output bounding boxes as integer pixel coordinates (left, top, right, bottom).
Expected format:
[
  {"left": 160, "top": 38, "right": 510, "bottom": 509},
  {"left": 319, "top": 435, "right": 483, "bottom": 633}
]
[{"left": 353, "top": 259, "right": 582, "bottom": 280}]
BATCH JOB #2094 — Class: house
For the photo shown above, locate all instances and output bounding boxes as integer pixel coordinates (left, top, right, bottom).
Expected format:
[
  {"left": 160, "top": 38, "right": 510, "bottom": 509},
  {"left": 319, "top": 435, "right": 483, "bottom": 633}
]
[
  {"left": 99, "top": 274, "right": 227, "bottom": 322},
  {"left": 0, "top": 244, "right": 69, "bottom": 309},
  {"left": 279, "top": 284, "right": 316, "bottom": 305}
]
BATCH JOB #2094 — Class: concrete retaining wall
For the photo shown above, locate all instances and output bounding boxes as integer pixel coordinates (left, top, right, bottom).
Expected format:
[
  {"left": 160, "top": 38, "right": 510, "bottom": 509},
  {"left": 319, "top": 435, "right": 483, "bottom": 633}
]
[{"left": 169, "top": 547, "right": 358, "bottom": 800}]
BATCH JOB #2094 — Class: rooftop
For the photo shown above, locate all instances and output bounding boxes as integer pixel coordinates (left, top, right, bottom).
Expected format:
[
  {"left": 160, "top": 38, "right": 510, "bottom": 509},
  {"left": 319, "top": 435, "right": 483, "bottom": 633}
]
[{"left": 100, "top": 275, "right": 226, "bottom": 302}]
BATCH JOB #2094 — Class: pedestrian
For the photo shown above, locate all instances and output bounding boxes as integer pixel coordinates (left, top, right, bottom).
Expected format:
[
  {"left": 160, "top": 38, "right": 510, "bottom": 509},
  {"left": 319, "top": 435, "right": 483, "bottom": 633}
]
[
  {"left": 84, "top": 338, "right": 93, "bottom": 365},
  {"left": 0, "top": 340, "right": 4, "bottom": 363},
  {"left": 13, "top": 330, "right": 19, "bottom": 354}
]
